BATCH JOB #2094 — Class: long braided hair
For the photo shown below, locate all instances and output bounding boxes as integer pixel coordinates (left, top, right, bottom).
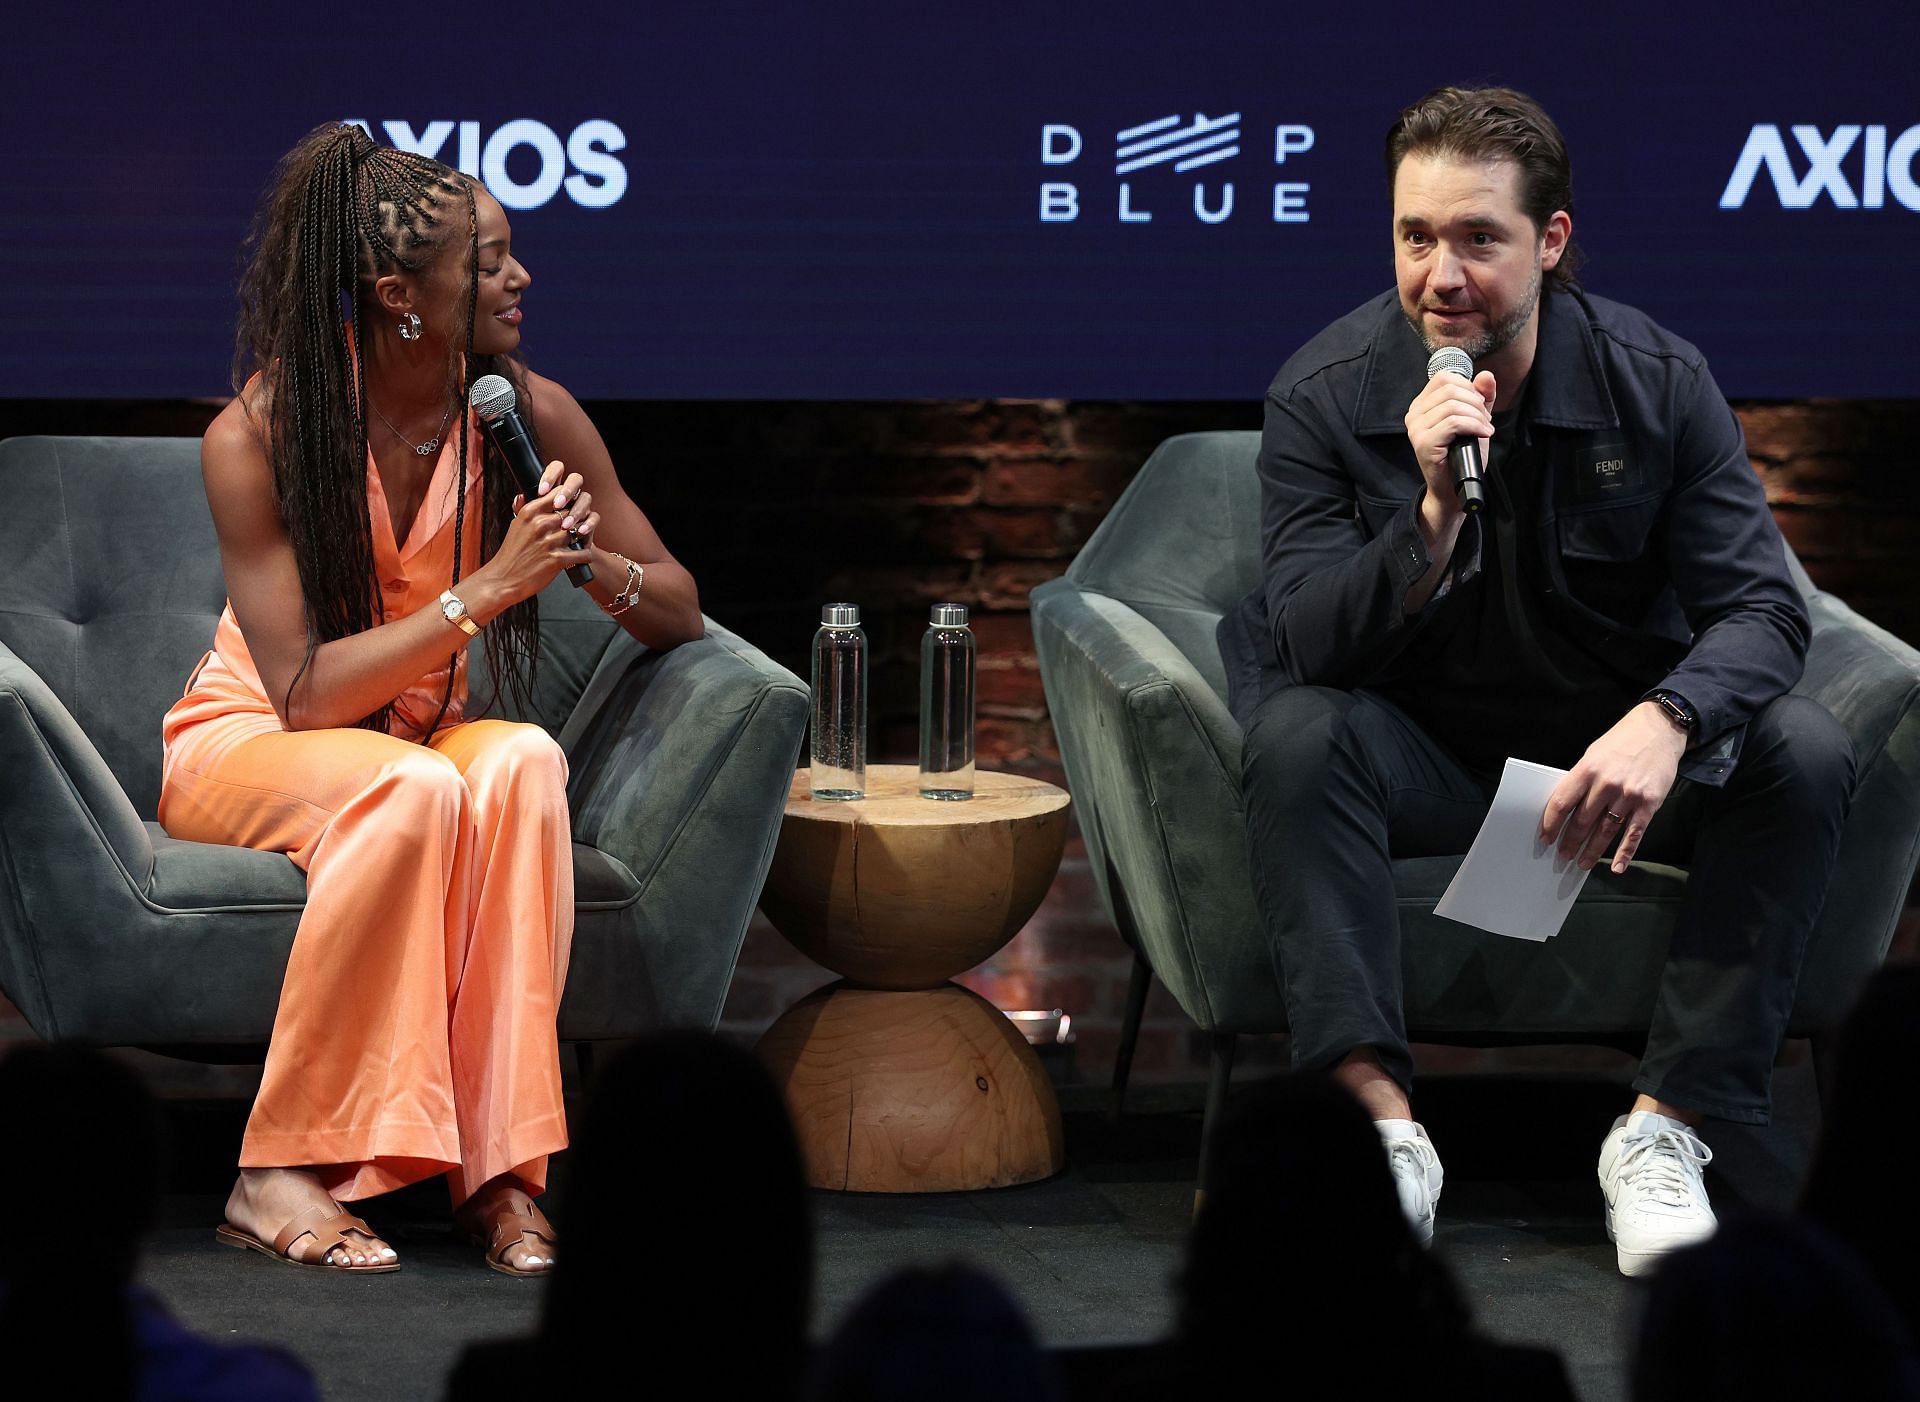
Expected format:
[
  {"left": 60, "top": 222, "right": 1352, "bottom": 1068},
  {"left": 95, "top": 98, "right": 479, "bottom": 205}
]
[{"left": 232, "top": 121, "right": 539, "bottom": 737}]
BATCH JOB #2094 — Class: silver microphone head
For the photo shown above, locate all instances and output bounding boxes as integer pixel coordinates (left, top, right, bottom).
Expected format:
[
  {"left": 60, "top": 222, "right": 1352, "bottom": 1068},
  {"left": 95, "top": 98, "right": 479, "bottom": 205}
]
[
  {"left": 469, "top": 374, "right": 517, "bottom": 422},
  {"left": 1425, "top": 346, "right": 1474, "bottom": 381}
]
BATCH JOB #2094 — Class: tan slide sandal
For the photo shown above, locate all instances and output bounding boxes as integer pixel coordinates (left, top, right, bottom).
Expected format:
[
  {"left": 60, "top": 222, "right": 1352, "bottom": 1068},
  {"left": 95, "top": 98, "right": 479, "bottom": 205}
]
[
  {"left": 216, "top": 1202, "right": 399, "bottom": 1273},
  {"left": 466, "top": 1200, "right": 558, "bottom": 1278}
]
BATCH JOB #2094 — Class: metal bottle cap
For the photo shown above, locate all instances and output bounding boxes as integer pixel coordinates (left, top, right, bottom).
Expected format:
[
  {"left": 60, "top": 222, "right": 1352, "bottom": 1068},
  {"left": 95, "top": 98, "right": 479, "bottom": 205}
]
[
  {"left": 820, "top": 603, "right": 860, "bottom": 626},
  {"left": 929, "top": 603, "right": 968, "bottom": 627}
]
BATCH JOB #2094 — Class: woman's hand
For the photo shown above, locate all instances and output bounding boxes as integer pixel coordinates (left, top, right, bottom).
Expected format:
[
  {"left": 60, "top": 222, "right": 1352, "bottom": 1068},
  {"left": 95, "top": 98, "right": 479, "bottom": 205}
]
[
  {"left": 467, "top": 462, "right": 596, "bottom": 615},
  {"left": 514, "top": 369, "right": 706, "bottom": 649}
]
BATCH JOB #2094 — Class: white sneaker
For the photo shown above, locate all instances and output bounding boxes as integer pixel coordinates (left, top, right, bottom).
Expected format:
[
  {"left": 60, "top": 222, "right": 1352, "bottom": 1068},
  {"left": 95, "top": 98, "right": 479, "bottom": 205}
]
[
  {"left": 1377, "top": 1119, "right": 1443, "bottom": 1247},
  {"left": 1597, "top": 1111, "right": 1716, "bottom": 1277}
]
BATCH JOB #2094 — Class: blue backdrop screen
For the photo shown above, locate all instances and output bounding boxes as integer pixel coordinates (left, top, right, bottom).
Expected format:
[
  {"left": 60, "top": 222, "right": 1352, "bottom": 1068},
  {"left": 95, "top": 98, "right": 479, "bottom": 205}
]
[{"left": 9, "top": 3, "right": 1917, "bottom": 399}]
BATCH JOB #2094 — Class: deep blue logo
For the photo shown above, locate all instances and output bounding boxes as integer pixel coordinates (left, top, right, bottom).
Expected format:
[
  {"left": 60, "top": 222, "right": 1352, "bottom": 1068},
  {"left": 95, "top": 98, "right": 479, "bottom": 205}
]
[{"left": 1040, "top": 114, "right": 1315, "bottom": 224}]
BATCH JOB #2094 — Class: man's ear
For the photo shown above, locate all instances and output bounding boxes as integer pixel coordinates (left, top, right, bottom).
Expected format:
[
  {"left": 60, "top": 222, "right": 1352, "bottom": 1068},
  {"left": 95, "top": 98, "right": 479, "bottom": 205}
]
[{"left": 1540, "top": 210, "right": 1572, "bottom": 271}]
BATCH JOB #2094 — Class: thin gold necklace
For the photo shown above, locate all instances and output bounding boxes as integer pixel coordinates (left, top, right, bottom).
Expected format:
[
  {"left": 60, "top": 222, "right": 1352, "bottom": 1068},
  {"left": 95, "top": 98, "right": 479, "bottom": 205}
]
[{"left": 371, "top": 398, "right": 455, "bottom": 457}]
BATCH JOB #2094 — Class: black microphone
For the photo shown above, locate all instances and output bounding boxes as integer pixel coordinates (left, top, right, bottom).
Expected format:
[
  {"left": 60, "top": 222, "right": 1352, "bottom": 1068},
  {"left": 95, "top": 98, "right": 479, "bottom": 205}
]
[
  {"left": 1424, "top": 346, "right": 1486, "bottom": 515},
  {"left": 469, "top": 374, "right": 592, "bottom": 587}
]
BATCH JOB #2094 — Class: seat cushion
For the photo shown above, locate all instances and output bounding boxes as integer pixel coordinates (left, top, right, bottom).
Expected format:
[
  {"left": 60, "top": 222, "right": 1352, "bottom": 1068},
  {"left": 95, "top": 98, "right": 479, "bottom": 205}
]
[
  {"left": 145, "top": 829, "right": 308, "bottom": 909},
  {"left": 144, "top": 824, "right": 640, "bottom": 912},
  {"left": 1396, "top": 855, "right": 1689, "bottom": 1039}
]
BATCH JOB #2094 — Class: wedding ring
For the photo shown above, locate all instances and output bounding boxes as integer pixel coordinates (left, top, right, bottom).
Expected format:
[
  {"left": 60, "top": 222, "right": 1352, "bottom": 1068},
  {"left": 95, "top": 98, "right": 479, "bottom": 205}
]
[{"left": 1604, "top": 811, "right": 1625, "bottom": 824}]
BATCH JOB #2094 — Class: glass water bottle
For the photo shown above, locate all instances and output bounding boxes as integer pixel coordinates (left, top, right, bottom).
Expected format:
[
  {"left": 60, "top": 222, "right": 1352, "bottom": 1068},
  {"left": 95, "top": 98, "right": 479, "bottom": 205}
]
[
  {"left": 919, "top": 603, "right": 976, "bottom": 800},
  {"left": 810, "top": 603, "right": 867, "bottom": 800}
]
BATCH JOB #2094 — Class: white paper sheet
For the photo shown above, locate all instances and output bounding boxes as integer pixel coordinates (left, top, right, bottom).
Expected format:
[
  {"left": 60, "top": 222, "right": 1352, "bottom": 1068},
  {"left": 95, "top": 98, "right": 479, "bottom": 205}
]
[{"left": 1433, "top": 758, "right": 1591, "bottom": 941}]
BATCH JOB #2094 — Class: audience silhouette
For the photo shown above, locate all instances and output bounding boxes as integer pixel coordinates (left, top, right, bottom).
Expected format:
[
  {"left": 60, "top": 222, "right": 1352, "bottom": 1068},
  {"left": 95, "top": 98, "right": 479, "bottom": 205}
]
[
  {"left": 1801, "top": 962, "right": 1920, "bottom": 1346},
  {"left": 1179, "top": 1073, "right": 1574, "bottom": 1399},
  {"left": 0, "top": 1043, "right": 315, "bottom": 1401},
  {"left": 1633, "top": 1211, "right": 1920, "bottom": 1401},
  {"left": 806, "top": 1261, "right": 1063, "bottom": 1402},
  {"left": 40, "top": 973, "right": 1908, "bottom": 1397},
  {"left": 1632, "top": 966, "right": 1920, "bottom": 1401},
  {"left": 446, "top": 1031, "right": 813, "bottom": 1400}
]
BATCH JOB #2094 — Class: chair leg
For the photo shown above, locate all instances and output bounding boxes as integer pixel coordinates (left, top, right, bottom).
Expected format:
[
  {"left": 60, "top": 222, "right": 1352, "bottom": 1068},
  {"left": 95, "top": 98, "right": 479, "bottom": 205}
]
[
  {"left": 1108, "top": 952, "right": 1154, "bottom": 1122},
  {"left": 1194, "top": 1032, "right": 1238, "bottom": 1219},
  {"left": 1809, "top": 1029, "right": 1838, "bottom": 1114}
]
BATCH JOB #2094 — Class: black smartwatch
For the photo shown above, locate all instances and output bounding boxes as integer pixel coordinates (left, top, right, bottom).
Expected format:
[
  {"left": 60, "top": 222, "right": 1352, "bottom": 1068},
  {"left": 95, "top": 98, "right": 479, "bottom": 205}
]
[{"left": 1648, "top": 689, "right": 1697, "bottom": 737}]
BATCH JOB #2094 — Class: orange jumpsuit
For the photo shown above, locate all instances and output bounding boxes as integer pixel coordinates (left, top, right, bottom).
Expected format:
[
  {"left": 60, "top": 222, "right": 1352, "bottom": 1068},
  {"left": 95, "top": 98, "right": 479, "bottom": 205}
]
[{"left": 158, "top": 420, "right": 573, "bottom": 1207}]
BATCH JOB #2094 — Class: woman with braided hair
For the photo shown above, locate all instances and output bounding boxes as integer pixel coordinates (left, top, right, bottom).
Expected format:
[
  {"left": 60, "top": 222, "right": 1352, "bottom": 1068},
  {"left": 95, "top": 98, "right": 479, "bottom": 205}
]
[{"left": 157, "top": 122, "right": 703, "bottom": 1275}]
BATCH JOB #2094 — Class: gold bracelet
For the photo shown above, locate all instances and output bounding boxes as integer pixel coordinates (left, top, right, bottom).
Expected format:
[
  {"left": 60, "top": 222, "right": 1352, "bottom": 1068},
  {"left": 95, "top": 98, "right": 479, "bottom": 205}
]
[{"left": 604, "top": 554, "right": 644, "bottom": 617}]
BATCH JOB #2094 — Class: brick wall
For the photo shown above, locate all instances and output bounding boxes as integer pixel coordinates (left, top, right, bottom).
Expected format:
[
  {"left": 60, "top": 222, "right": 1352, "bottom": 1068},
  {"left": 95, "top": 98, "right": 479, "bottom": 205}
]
[
  {"left": 1, "top": 396, "right": 1915, "bottom": 1084},
  {"left": 576, "top": 399, "right": 1262, "bottom": 776},
  {"left": 1745, "top": 403, "right": 1920, "bottom": 646}
]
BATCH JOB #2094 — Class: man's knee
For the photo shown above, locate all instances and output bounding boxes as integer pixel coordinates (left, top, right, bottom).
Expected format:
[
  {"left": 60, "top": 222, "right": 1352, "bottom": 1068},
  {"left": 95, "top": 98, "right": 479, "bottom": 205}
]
[
  {"left": 1240, "top": 686, "right": 1415, "bottom": 829},
  {"left": 1745, "top": 694, "right": 1856, "bottom": 809},
  {"left": 1242, "top": 686, "right": 1364, "bottom": 788}
]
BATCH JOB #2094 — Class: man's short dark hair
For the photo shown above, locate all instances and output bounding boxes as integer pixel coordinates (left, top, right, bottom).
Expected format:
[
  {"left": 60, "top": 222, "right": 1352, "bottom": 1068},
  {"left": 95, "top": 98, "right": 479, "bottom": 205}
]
[{"left": 1386, "top": 85, "right": 1583, "bottom": 286}]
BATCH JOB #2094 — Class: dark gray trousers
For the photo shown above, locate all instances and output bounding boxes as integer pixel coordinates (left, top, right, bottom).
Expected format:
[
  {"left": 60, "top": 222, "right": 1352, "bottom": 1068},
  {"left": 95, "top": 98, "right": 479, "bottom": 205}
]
[{"left": 1238, "top": 687, "right": 1856, "bottom": 1125}]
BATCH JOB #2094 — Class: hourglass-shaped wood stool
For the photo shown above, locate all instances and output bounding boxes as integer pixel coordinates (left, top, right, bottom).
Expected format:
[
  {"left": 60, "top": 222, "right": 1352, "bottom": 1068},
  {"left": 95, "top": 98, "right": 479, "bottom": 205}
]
[{"left": 756, "top": 764, "right": 1071, "bottom": 1192}]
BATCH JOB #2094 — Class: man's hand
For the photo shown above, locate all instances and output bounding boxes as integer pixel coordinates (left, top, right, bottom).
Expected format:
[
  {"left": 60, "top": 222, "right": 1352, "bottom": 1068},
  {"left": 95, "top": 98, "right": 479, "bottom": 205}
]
[
  {"left": 1404, "top": 367, "right": 1496, "bottom": 539},
  {"left": 1540, "top": 703, "right": 1690, "bottom": 874}
]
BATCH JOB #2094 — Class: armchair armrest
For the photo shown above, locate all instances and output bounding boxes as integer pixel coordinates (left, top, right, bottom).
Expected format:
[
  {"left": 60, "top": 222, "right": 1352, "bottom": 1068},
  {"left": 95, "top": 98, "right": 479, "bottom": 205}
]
[
  {"left": 553, "top": 617, "right": 808, "bottom": 1035},
  {"left": 563, "top": 618, "right": 808, "bottom": 877},
  {"left": 0, "top": 640, "right": 159, "bottom": 1030},
  {"left": 555, "top": 617, "right": 806, "bottom": 1032},
  {"left": 1031, "top": 579, "right": 1275, "bottom": 1030},
  {"left": 0, "top": 640, "right": 156, "bottom": 882},
  {"left": 1790, "top": 595, "right": 1920, "bottom": 1024},
  {"left": 1796, "top": 594, "right": 1920, "bottom": 763}
]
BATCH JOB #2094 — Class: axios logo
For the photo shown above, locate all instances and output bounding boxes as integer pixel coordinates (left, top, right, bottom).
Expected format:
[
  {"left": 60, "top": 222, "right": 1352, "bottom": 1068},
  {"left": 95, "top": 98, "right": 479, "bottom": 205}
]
[
  {"left": 1039, "top": 112, "right": 1315, "bottom": 224},
  {"left": 1720, "top": 124, "right": 1920, "bottom": 211},
  {"left": 345, "top": 119, "right": 627, "bottom": 211}
]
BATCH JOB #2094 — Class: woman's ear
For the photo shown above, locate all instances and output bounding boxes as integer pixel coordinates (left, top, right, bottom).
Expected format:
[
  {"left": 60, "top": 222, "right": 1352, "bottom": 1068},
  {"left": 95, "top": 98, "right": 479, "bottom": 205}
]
[{"left": 371, "top": 273, "right": 415, "bottom": 316}]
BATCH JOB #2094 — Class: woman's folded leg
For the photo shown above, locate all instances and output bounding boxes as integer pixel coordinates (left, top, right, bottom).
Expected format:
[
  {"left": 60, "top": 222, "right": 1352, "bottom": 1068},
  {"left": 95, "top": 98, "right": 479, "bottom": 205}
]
[{"left": 161, "top": 718, "right": 477, "bottom": 1200}]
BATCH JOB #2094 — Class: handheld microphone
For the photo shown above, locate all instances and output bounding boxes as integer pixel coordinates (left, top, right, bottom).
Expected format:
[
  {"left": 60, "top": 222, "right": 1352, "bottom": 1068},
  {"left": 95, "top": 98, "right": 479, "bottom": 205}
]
[
  {"left": 1424, "top": 346, "right": 1486, "bottom": 515},
  {"left": 469, "top": 374, "right": 593, "bottom": 587}
]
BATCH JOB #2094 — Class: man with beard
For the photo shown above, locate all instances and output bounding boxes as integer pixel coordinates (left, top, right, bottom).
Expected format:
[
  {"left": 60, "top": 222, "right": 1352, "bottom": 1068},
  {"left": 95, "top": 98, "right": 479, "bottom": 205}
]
[{"left": 1216, "top": 86, "right": 1855, "bottom": 1276}]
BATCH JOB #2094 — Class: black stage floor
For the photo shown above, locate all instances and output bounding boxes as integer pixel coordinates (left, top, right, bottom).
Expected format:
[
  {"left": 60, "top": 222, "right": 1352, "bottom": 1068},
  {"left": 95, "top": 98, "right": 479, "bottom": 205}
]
[{"left": 137, "top": 1057, "right": 1821, "bottom": 1402}]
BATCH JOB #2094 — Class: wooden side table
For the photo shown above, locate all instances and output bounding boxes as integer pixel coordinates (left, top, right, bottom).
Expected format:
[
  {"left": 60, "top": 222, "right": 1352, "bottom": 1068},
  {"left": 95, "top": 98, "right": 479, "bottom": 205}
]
[{"left": 756, "top": 764, "right": 1071, "bottom": 1192}]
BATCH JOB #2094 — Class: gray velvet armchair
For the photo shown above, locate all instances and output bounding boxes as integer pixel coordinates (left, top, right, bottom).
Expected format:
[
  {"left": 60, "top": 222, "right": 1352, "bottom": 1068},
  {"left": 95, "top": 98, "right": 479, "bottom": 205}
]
[
  {"left": 0, "top": 435, "right": 808, "bottom": 1056},
  {"left": 1033, "top": 431, "right": 1920, "bottom": 1153}
]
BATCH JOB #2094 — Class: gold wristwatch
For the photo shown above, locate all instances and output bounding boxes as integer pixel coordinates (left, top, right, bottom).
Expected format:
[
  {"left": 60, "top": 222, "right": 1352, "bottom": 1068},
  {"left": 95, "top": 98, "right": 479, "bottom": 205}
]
[{"left": 439, "top": 589, "right": 480, "bottom": 637}]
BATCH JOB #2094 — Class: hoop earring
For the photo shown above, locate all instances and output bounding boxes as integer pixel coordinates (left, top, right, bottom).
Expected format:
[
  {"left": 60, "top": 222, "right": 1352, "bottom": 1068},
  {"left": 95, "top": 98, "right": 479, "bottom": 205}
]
[{"left": 397, "top": 312, "right": 424, "bottom": 342}]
